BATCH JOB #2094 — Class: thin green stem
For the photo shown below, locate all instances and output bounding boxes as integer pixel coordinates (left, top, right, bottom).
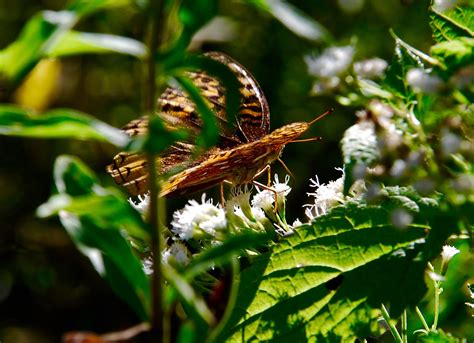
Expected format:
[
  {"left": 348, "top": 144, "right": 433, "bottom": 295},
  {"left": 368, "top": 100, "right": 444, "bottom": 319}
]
[
  {"left": 381, "top": 304, "right": 402, "bottom": 343},
  {"left": 428, "top": 262, "right": 440, "bottom": 331},
  {"left": 415, "top": 306, "right": 430, "bottom": 332},
  {"left": 432, "top": 279, "right": 440, "bottom": 331},
  {"left": 146, "top": 0, "right": 167, "bottom": 341},
  {"left": 401, "top": 310, "right": 407, "bottom": 343}
]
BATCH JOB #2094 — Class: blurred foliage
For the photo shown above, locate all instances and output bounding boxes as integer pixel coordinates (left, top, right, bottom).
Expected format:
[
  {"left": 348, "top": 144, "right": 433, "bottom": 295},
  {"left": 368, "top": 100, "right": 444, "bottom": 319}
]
[{"left": 0, "top": 0, "right": 473, "bottom": 342}]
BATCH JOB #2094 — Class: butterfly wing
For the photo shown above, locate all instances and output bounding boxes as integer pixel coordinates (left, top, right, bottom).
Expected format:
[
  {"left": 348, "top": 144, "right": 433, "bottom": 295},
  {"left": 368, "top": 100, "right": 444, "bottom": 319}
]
[
  {"left": 107, "top": 52, "right": 270, "bottom": 196},
  {"left": 204, "top": 52, "right": 270, "bottom": 142}
]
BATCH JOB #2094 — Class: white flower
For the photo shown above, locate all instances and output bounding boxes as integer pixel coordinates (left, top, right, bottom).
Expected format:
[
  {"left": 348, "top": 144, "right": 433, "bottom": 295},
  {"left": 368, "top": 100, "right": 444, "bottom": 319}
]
[
  {"left": 128, "top": 193, "right": 150, "bottom": 214},
  {"left": 354, "top": 58, "right": 388, "bottom": 79},
  {"left": 305, "top": 46, "right": 355, "bottom": 78},
  {"left": 441, "top": 245, "right": 460, "bottom": 263},
  {"left": 171, "top": 194, "right": 227, "bottom": 240},
  {"left": 310, "top": 77, "right": 341, "bottom": 95},
  {"left": 291, "top": 218, "right": 303, "bottom": 228},
  {"left": 251, "top": 174, "right": 292, "bottom": 211},
  {"left": 251, "top": 190, "right": 275, "bottom": 211},
  {"left": 304, "top": 171, "right": 345, "bottom": 219},
  {"left": 162, "top": 242, "right": 191, "bottom": 266},
  {"left": 406, "top": 68, "right": 442, "bottom": 94},
  {"left": 342, "top": 120, "right": 379, "bottom": 164}
]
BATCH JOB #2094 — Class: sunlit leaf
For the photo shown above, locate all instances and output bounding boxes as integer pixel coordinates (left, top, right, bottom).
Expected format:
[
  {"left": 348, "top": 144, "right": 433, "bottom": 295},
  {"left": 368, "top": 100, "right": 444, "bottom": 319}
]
[
  {"left": 0, "top": 105, "right": 130, "bottom": 147},
  {"left": 0, "top": 1, "right": 133, "bottom": 85},
  {"left": 430, "top": 7, "right": 474, "bottom": 43},
  {"left": 48, "top": 31, "right": 146, "bottom": 58},
  {"left": 252, "top": 0, "right": 332, "bottom": 42},
  {"left": 431, "top": 37, "right": 474, "bottom": 72},
  {"left": 217, "top": 191, "right": 438, "bottom": 342},
  {"left": 37, "top": 155, "right": 151, "bottom": 320}
]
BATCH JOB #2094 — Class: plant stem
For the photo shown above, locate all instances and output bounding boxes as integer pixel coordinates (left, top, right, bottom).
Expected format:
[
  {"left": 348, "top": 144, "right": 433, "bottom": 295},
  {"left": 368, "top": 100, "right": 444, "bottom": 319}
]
[
  {"left": 401, "top": 309, "right": 407, "bottom": 343},
  {"left": 428, "top": 262, "right": 440, "bottom": 331},
  {"left": 415, "top": 306, "right": 430, "bottom": 332},
  {"left": 432, "top": 279, "right": 440, "bottom": 331},
  {"left": 381, "top": 304, "right": 402, "bottom": 343},
  {"left": 146, "top": 0, "right": 167, "bottom": 341}
]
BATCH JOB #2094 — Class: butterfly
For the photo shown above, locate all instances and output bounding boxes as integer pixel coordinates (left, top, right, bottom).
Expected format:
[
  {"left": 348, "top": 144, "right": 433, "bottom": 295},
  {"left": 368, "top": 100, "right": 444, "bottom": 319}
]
[{"left": 106, "top": 52, "right": 330, "bottom": 197}]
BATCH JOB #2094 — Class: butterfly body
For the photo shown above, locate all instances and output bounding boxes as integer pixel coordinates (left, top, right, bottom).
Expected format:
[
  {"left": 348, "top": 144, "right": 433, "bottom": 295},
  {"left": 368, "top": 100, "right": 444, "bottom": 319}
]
[{"left": 159, "top": 121, "right": 310, "bottom": 197}]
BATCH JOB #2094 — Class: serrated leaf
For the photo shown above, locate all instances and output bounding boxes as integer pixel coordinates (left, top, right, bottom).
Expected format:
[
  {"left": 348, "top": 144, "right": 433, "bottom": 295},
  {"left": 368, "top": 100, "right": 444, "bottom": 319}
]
[
  {"left": 37, "top": 156, "right": 151, "bottom": 320},
  {"left": 0, "top": 105, "right": 130, "bottom": 147},
  {"left": 430, "top": 7, "right": 474, "bottom": 43},
  {"left": 48, "top": 31, "right": 146, "bottom": 58},
  {"left": 217, "top": 197, "right": 433, "bottom": 342},
  {"left": 431, "top": 37, "right": 474, "bottom": 71}
]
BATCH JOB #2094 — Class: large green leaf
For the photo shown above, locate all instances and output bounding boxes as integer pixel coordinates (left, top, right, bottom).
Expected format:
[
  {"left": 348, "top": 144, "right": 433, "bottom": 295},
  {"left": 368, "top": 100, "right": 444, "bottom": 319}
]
[
  {"left": 0, "top": 105, "right": 130, "bottom": 147},
  {"left": 0, "top": 0, "right": 133, "bottom": 85},
  {"left": 217, "top": 191, "right": 439, "bottom": 342},
  {"left": 48, "top": 31, "right": 146, "bottom": 58},
  {"left": 430, "top": 7, "right": 474, "bottom": 43},
  {"left": 37, "top": 156, "right": 151, "bottom": 320}
]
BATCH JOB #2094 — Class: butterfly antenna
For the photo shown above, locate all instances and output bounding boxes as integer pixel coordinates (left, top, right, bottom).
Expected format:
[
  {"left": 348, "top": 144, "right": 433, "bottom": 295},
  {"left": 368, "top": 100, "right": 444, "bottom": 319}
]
[
  {"left": 308, "top": 108, "right": 334, "bottom": 126},
  {"left": 277, "top": 158, "right": 295, "bottom": 180},
  {"left": 290, "top": 137, "right": 322, "bottom": 143}
]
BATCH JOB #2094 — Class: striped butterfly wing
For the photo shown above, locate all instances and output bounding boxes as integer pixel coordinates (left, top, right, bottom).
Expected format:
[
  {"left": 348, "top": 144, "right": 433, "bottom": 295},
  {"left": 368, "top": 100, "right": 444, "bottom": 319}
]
[{"left": 107, "top": 52, "right": 270, "bottom": 196}]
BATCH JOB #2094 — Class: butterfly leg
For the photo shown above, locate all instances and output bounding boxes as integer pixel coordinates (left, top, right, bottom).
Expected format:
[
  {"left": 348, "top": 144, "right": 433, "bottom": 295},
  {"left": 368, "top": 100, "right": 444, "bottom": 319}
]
[{"left": 220, "top": 182, "right": 225, "bottom": 207}]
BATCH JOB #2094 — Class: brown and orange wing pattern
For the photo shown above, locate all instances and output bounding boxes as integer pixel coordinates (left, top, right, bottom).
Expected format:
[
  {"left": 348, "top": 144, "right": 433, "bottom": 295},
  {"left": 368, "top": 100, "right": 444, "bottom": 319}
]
[{"left": 107, "top": 52, "right": 271, "bottom": 196}]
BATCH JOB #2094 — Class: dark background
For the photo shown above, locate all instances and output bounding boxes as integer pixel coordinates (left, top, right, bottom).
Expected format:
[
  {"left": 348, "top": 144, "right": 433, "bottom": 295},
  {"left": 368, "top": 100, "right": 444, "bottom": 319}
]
[{"left": 3, "top": 0, "right": 469, "bottom": 341}]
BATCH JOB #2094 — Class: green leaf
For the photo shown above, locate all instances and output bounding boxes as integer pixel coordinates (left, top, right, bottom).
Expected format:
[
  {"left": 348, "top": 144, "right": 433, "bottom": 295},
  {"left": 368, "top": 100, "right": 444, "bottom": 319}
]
[
  {"left": 430, "top": 7, "right": 474, "bottom": 43},
  {"left": 37, "top": 155, "right": 151, "bottom": 320},
  {"left": 0, "top": 1, "right": 133, "bottom": 85},
  {"left": 217, "top": 195, "right": 435, "bottom": 342},
  {"left": 59, "top": 213, "right": 151, "bottom": 321},
  {"left": 48, "top": 31, "right": 146, "bottom": 58},
  {"left": 178, "top": 0, "right": 218, "bottom": 48},
  {"left": 174, "top": 75, "right": 219, "bottom": 148},
  {"left": 164, "top": 265, "right": 215, "bottom": 327},
  {"left": 0, "top": 105, "right": 130, "bottom": 147},
  {"left": 129, "top": 115, "right": 188, "bottom": 154},
  {"left": 383, "top": 31, "right": 439, "bottom": 99},
  {"left": 416, "top": 329, "right": 461, "bottom": 342},
  {"left": 171, "top": 53, "right": 241, "bottom": 130},
  {"left": 431, "top": 37, "right": 474, "bottom": 72},
  {"left": 183, "top": 232, "right": 272, "bottom": 280},
  {"left": 66, "top": 0, "right": 133, "bottom": 17},
  {"left": 0, "top": 11, "right": 76, "bottom": 84},
  {"left": 250, "top": 0, "right": 332, "bottom": 42}
]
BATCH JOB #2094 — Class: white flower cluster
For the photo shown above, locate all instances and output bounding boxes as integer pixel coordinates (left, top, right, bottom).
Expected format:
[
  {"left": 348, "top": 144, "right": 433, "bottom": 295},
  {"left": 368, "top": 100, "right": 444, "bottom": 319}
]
[
  {"left": 129, "top": 193, "right": 150, "bottom": 214},
  {"left": 305, "top": 46, "right": 354, "bottom": 95},
  {"left": 304, "top": 170, "right": 345, "bottom": 219},
  {"left": 171, "top": 194, "right": 227, "bottom": 241},
  {"left": 354, "top": 58, "right": 388, "bottom": 79}
]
